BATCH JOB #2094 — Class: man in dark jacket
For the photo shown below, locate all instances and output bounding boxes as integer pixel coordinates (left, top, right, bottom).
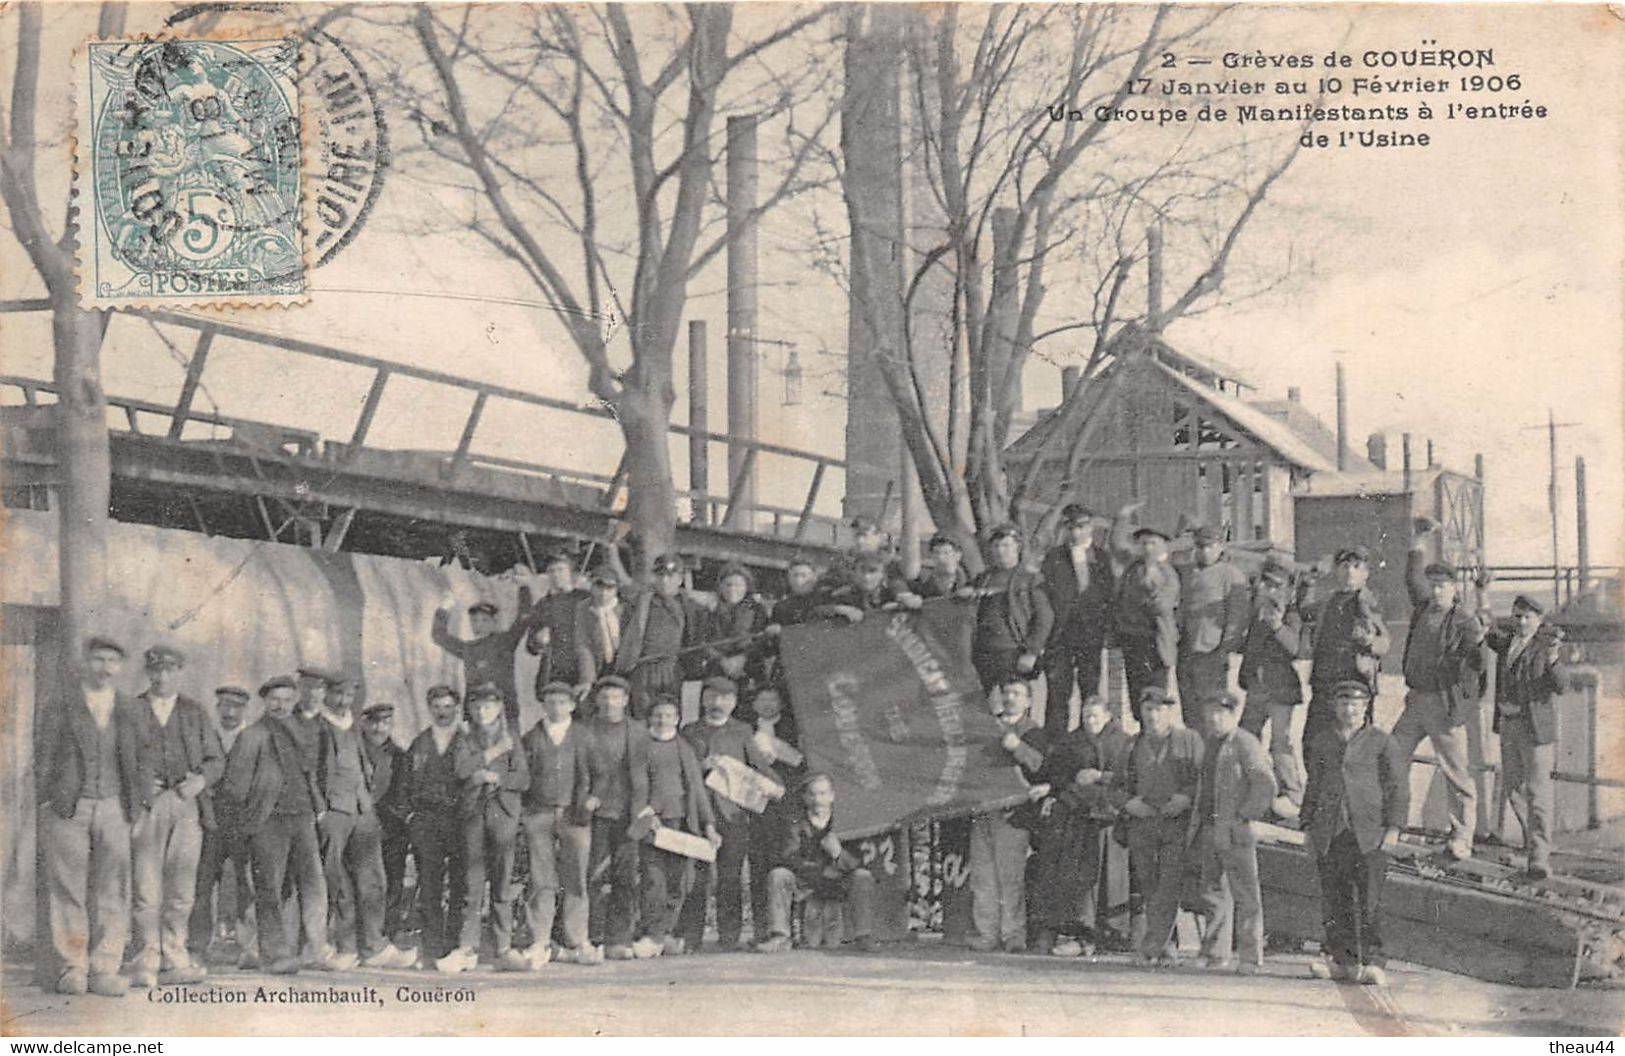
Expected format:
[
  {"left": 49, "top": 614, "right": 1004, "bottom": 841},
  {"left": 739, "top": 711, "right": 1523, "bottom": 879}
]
[
  {"left": 527, "top": 552, "right": 589, "bottom": 694},
  {"left": 616, "top": 554, "right": 708, "bottom": 720},
  {"left": 1120, "top": 688, "right": 1203, "bottom": 965},
  {"left": 405, "top": 684, "right": 468, "bottom": 964},
  {"left": 359, "top": 702, "right": 412, "bottom": 946},
  {"left": 1190, "top": 693, "right": 1276, "bottom": 973},
  {"left": 518, "top": 681, "right": 595, "bottom": 967},
  {"left": 1239, "top": 560, "right": 1307, "bottom": 817},
  {"left": 583, "top": 677, "right": 649, "bottom": 960},
  {"left": 912, "top": 534, "right": 976, "bottom": 600},
  {"left": 1301, "top": 680, "right": 1408, "bottom": 986},
  {"left": 130, "top": 644, "right": 224, "bottom": 987},
  {"left": 223, "top": 676, "right": 333, "bottom": 975},
  {"left": 1109, "top": 506, "right": 1180, "bottom": 723},
  {"left": 701, "top": 564, "right": 772, "bottom": 720},
  {"left": 1301, "top": 545, "right": 1390, "bottom": 757},
  {"left": 1177, "top": 526, "right": 1252, "bottom": 729},
  {"left": 573, "top": 569, "right": 633, "bottom": 695},
  {"left": 1039, "top": 504, "right": 1115, "bottom": 734},
  {"left": 432, "top": 590, "right": 534, "bottom": 727},
  {"left": 971, "top": 524, "right": 1055, "bottom": 694},
  {"left": 1484, "top": 594, "right": 1569, "bottom": 878},
  {"left": 43, "top": 636, "right": 151, "bottom": 997},
  {"left": 1391, "top": 519, "right": 1487, "bottom": 860},
  {"left": 190, "top": 685, "right": 256, "bottom": 967},
  {"left": 755, "top": 773, "right": 877, "bottom": 953}
]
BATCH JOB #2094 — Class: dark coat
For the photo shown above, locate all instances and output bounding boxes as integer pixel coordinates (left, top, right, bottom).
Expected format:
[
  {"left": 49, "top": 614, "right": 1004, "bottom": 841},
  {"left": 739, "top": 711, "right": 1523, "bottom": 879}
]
[
  {"left": 135, "top": 690, "right": 225, "bottom": 828},
  {"left": 1485, "top": 625, "right": 1570, "bottom": 744},
  {"left": 362, "top": 735, "right": 409, "bottom": 828},
  {"left": 583, "top": 718, "right": 650, "bottom": 821},
  {"left": 1301, "top": 724, "right": 1409, "bottom": 855},
  {"left": 518, "top": 720, "right": 593, "bottom": 815},
  {"left": 527, "top": 587, "right": 589, "bottom": 680},
  {"left": 453, "top": 725, "right": 531, "bottom": 822},
  {"left": 431, "top": 585, "right": 534, "bottom": 702},
  {"left": 773, "top": 811, "right": 861, "bottom": 897},
  {"left": 221, "top": 715, "right": 324, "bottom": 834},
  {"left": 1239, "top": 593, "right": 1305, "bottom": 706},
  {"left": 1400, "top": 548, "right": 1486, "bottom": 704},
  {"left": 1303, "top": 586, "right": 1391, "bottom": 692},
  {"left": 1038, "top": 718, "right": 1132, "bottom": 820},
  {"left": 46, "top": 688, "right": 152, "bottom": 822},
  {"left": 1039, "top": 542, "right": 1115, "bottom": 648},
  {"left": 972, "top": 566, "right": 1056, "bottom": 656}
]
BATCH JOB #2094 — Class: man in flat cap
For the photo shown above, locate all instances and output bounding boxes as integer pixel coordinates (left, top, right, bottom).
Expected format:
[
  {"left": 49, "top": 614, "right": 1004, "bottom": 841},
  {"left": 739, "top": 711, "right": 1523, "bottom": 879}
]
[
  {"left": 1483, "top": 593, "right": 1568, "bottom": 879},
  {"left": 615, "top": 553, "right": 707, "bottom": 721},
  {"left": 223, "top": 676, "right": 333, "bottom": 974},
  {"left": 970, "top": 524, "right": 1054, "bottom": 695},
  {"left": 1119, "top": 686, "right": 1203, "bottom": 965},
  {"left": 359, "top": 702, "right": 413, "bottom": 946},
  {"left": 190, "top": 685, "right": 256, "bottom": 967},
  {"left": 582, "top": 676, "right": 649, "bottom": 959},
  {"left": 405, "top": 684, "right": 469, "bottom": 965},
  {"left": 572, "top": 567, "right": 633, "bottom": 696},
  {"left": 1189, "top": 692, "right": 1275, "bottom": 974},
  {"left": 912, "top": 534, "right": 976, "bottom": 600},
  {"left": 1301, "top": 544, "right": 1391, "bottom": 760},
  {"left": 432, "top": 582, "right": 535, "bottom": 728},
  {"left": 1392, "top": 518, "right": 1487, "bottom": 860},
  {"left": 284, "top": 668, "right": 336, "bottom": 963},
  {"left": 130, "top": 644, "right": 223, "bottom": 987},
  {"left": 528, "top": 551, "right": 589, "bottom": 702},
  {"left": 700, "top": 564, "right": 772, "bottom": 723},
  {"left": 1108, "top": 503, "right": 1181, "bottom": 724},
  {"left": 517, "top": 681, "right": 595, "bottom": 967},
  {"left": 1039, "top": 504, "right": 1115, "bottom": 734},
  {"left": 42, "top": 637, "right": 150, "bottom": 996},
  {"left": 1239, "top": 561, "right": 1308, "bottom": 818},
  {"left": 1177, "top": 526, "right": 1252, "bottom": 731},
  {"left": 1301, "top": 679, "right": 1408, "bottom": 985}
]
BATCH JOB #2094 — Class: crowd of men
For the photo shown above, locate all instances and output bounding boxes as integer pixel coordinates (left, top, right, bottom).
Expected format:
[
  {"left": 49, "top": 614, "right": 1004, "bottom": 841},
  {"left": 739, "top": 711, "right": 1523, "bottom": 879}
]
[{"left": 39, "top": 503, "right": 1569, "bottom": 998}]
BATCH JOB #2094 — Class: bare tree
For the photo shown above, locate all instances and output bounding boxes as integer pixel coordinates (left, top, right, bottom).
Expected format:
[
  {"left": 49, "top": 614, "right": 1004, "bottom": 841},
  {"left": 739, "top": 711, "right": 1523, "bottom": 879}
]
[
  {"left": 391, "top": 4, "right": 837, "bottom": 568},
  {"left": 841, "top": 3, "right": 1304, "bottom": 564}
]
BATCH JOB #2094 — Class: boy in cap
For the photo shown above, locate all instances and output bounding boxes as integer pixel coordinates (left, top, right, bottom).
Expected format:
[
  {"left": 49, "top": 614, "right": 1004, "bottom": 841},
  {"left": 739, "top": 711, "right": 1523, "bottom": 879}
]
[
  {"left": 130, "top": 644, "right": 223, "bottom": 987},
  {"left": 1177, "top": 526, "right": 1252, "bottom": 730},
  {"left": 1190, "top": 692, "right": 1276, "bottom": 973},
  {"left": 1301, "top": 544, "right": 1390, "bottom": 758},
  {"left": 223, "top": 676, "right": 333, "bottom": 975},
  {"left": 405, "top": 685, "right": 469, "bottom": 964},
  {"left": 912, "top": 534, "right": 976, "bottom": 600},
  {"left": 1108, "top": 503, "right": 1181, "bottom": 723},
  {"left": 1392, "top": 518, "right": 1487, "bottom": 860},
  {"left": 1039, "top": 504, "right": 1115, "bottom": 733},
  {"left": 43, "top": 637, "right": 149, "bottom": 996},
  {"left": 755, "top": 773, "right": 877, "bottom": 953},
  {"left": 528, "top": 551, "right": 589, "bottom": 694},
  {"left": 575, "top": 568, "right": 633, "bottom": 693},
  {"left": 1301, "top": 680, "right": 1408, "bottom": 985},
  {"left": 440, "top": 683, "right": 530, "bottom": 973},
  {"left": 633, "top": 696, "right": 721, "bottom": 958},
  {"left": 582, "top": 676, "right": 649, "bottom": 959},
  {"left": 827, "top": 515, "right": 910, "bottom": 598},
  {"left": 314, "top": 675, "right": 412, "bottom": 970},
  {"left": 359, "top": 701, "right": 413, "bottom": 946},
  {"left": 1120, "top": 687, "right": 1204, "bottom": 965},
  {"left": 770, "top": 556, "right": 826, "bottom": 629},
  {"left": 617, "top": 554, "right": 707, "bottom": 720},
  {"left": 518, "top": 681, "right": 596, "bottom": 967},
  {"left": 432, "top": 585, "right": 535, "bottom": 727},
  {"left": 678, "top": 676, "right": 779, "bottom": 953},
  {"left": 970, "top": 524, "right": 1054, "bottom": 694},
  {"left": 702, "top": 564, "right": 772, "bottom": 717},
  {"left": 1239, "top": 560, "right": 1308, "bottom": 818},
  {"left": 969, "top": 678, "right": 1051, "bottom": 952},
  {"left": 190, "top": 685, "right": 256, "bottom": 966},
  {"left": 1483, "top": 593, "right": 1569, "bottom": 879}
]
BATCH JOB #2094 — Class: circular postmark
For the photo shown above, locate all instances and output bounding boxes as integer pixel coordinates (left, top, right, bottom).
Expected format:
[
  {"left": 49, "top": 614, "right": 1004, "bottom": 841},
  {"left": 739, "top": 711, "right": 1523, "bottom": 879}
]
[
  {"left": 167, "top": 5, "right": 390, "bottom": 269},
  {"left": 94, "top": 39, "right": 304, "bottom": 285}
]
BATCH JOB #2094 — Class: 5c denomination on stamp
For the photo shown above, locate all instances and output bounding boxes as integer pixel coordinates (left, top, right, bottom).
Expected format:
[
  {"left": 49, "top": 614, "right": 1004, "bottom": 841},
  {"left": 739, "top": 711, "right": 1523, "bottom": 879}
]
[{"left": 75, "top": 37, "right": 308, "bottom": 308}]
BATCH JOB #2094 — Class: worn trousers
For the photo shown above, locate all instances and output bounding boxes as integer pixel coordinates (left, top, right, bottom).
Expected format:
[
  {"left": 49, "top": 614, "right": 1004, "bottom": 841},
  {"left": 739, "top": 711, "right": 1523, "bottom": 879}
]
[
  {"left": 248, "top": 812, "right": 328, "bottom": 965},
  {"left": 130, "top": 789, "right": 204, "bottom": 973},
  {"left": 409, "top": 810, "right": 466, "bottom": 959},
  {"left": 1391, "top": 689, "right": 1476, "bottom": 843},
  {"left": 679, "top": 815, "right": 750, "bottom": 949},
  {"left": 586, "top": 816, "right": 640, "bottom": 947},
  {"left": 1176, "top": 649, "right": 1230, "bottom": 729},
  {"left": 1316, "top": 828, "right": 1389, "bottom": 968},
  {"left": 1501, "top": 718, "right": 1555, "bottom": 868},
  {"left": 460, "top": 813, "right": 519, "bottom": 953},
  {"left": 45, "top": 797, "right": 131, "bottom": 979},
  {"left": 765, "top": 866, "right": 876, "bottom": 940},
  {"left": 320, "top": 810, "right": 388, "bottom": 958},
  {"left": 190, "top": 823, "right": 255, "bottom": 960},
  {"left": 378, "top": 815, "right": 411, "bottom": 938},
  {"left": 969, "top": 813, "right": 1028, "bottom": 946},
  {"left": 1127, "top": 817, "right": 1188, "bottom": 957},
  {"left": 1121, "top": 637, "right": 1171, "bottom": 725},
  {"left": 1042, "top": 636, "right": 1105, "bottom": 734},
  {"left": 1194, "top": 821, "right": 1264, "bottom": 966},
  {"left": 1240, "top": 697, "right": 1306, "bottom": 807},
  {"left": 639, "top": 844, "right": 691, "bottom": 941},
  {"left": 522, "top": 808, "right": 591, "bottom": 951}
]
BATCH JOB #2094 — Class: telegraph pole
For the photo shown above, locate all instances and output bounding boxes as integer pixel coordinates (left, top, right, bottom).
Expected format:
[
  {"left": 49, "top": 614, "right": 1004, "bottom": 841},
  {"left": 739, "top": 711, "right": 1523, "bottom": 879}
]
[{"left": 1523, "top": 410, "right": 1580, "bottom": 607}]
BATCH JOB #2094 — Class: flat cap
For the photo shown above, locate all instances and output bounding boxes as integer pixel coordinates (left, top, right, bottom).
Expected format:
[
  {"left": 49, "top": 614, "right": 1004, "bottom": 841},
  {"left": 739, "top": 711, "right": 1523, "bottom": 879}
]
[
  {"left": 1191, "top": 525, "right": 1223, "bottom": 546},
  {"left": 468, "top": 600, "right": 500, "bottom": 617},
  {"left": 1132, "top": 525, "right": 1170, "bottom": 542},
  {"left": 647, "top": 693, "right": 682, "bottom": 712},
  {"left": 1423, "top": 562, "right": 1457, "bottom": 581},
  {"left": 1334, "top": 545, "right": 1371, "bottom": 564},
  {"left": 1260, "top": 560, "right": 1293, "bottom": 585},
  {"left": 927, "top": 533, "right": 961, "bottom": 550},
  {"left": 1331, "top": 679, "right": 1373, "bottom": 699},
  {"left": 538, "top": 680, "right": 577, "bottom": 698},
  {"left": 85, "top": 636, "right": 127, "bottom": 657},
  {"left": 1512, "top": 594, "right": 1545, "bottom": 615},
  {"left": 1138, "top": 687, "right": 1176, "bottom": 708},
  {"left": 987, "top": 523, "right": 1023, "bottom": 543},
  {"left": 1203, "top": 691, "right": 1243, "bottom": 711},
  {"left": 717, "top": 562, "right": 753, "bottom": 584},
  {"left": 701, "top": 675, "right": 739, "bottom": 696},
  {"left": 592, "top": 675, "right": 631, "bottom": 695},
  {"left": 258, "top": 675, "right": 297, "bottom": 697},
  {"left": 590, "top": 568, "right": 620, "bottom": 587},
  {"left": 214, "top": 685, "right": 251, "bottom": 702},
  {"left": 1059, "top": 503, "right": 1095, "bottom": 526},
  {"left": 466, "top": 681, "right": 504, "bottom": 703},
  {"left": 425, "top": 683, "right": 461, "bottom": 703},
  {"left": 144, "top": 644, "right": 186, "bottom": 668},
  {"left": 296, "top": 665, "right": 340, "bottom": 683},
  {"left": 361, "top": 702, "right": 395, "bottom": 719},
  {"left": 651, "top": 553, "right": 684, "bottom": 574}
]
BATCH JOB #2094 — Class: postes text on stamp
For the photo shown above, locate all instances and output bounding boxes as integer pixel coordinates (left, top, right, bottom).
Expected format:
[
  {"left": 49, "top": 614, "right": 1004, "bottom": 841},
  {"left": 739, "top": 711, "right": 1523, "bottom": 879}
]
[{"left": 75, "top": 38, "right": 307, "bottom": 308}]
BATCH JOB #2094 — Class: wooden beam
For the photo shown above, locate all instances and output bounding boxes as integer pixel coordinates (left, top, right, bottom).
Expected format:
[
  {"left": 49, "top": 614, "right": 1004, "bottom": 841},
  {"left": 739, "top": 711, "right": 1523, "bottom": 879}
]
[
  {"left": 448, "top": 391, "right": 488, "bottom": 477},
  {"left": 794, "top": 462, "right": 828, "bottom": 541},
  {"left": 1236, "top": 461, "right": 1255, "bottom": 542},
  {"left": 168, "top": 328, "right": 215, "bottom": 440},
  {"left": 349, "top": 368, "right": 391, "bottom": 451},
  {"left": 323, "top": 508, "right": 357, "bottom": 552}
]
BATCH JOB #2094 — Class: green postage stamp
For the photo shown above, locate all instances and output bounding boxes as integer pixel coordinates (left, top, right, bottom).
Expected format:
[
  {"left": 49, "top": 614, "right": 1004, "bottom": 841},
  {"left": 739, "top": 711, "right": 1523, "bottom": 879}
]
[{"left": 75, "top": 38, "right": 307, "bottom": 308}]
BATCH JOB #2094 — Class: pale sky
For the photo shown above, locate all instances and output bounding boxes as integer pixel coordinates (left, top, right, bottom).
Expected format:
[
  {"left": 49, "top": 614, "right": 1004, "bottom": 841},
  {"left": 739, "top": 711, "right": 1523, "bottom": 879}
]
[{"left": 3, "top": 3, "right": 1620, "bottom": 567}]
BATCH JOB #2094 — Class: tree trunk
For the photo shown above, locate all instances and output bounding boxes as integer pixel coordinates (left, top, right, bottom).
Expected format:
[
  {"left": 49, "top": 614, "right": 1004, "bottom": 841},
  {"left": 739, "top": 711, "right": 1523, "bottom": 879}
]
[
  {"left": 50, "top": 297, "right": 111, "bottom": 662},
  {"left": 614, "top": 384, "right": 678, "bottom": 573}
]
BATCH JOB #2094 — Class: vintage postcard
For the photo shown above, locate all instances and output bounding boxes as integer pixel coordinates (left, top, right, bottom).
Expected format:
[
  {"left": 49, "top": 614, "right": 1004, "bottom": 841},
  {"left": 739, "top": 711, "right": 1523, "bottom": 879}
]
[{"left": 1, "top": 0, "right": 1622, "bottom": 1042}]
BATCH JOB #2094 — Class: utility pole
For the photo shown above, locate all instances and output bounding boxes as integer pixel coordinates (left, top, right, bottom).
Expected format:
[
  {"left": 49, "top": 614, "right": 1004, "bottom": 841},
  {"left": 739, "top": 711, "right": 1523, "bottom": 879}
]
[{"left": 1523, "top": 410, "right": 1580, "bottom": 607}]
